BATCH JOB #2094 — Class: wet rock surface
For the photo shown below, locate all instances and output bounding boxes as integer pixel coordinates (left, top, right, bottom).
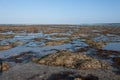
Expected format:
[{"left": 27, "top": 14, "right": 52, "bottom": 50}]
[
  {"left": 6, "top": 51, "right": 39, "bottom": 63},
  {"left": 47, "top": 71, "right": 99, "bottom": 80},
  {"left": 113, "top": 57, "right": 120, "bottom": 68},
  {"left": 97, "top": 49, "right": 120, "bottom": 59}
]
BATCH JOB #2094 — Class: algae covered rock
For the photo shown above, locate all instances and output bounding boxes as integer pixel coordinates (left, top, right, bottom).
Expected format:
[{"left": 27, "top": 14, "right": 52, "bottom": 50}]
[{"left": 38, "top": 50, "right": 110, "bottom": 70}]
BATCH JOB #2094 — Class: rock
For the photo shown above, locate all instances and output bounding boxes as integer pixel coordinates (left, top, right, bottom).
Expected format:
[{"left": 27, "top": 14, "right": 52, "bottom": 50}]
[
  {"left": 12, "top": 41, "right": 26, "bottom": 47},
  {"left": 31, "top": 58, "right": 39, "bottom": 62},
  {"left": 0, "top": 34, "right": 14, "bottom": 39},
  {"left": 113, "top": 57, "right": 120, "bottom": 67},
  {"left": 0, "top": 45, "right": 12, "bottom": 50},
  {"left": 0, "top": 62, "right": 10, "bottom": 71},
  {"left": 47, "top": 71, "right": 99, "bottom": 80},
  {"left": 7, "top": 51, "right": 37, "bottom": 63},
  {"left": 85, "top": 39, "right": 106, "bottom": 49},
  {"left": 76, "top": 59, "right": 109, "bottom": 69},
  {"left": 38, "top": 50, "right": 110, "bottom": 70},
  {"left": 74, "top": 78, "right": 82, "bottom": 80},
  {"left": 85, "top": 74, "right": 99, "bottom": 80},
  {"left": 33, "top": 38, "right": 42, "bottom": 41},
  {"left": 45, "top": 40, "right": 71, "bottom": 46}
]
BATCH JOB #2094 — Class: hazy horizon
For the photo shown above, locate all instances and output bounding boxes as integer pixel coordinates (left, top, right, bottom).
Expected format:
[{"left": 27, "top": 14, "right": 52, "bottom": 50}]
[{"left": 0, "top": 0, "right": 120, "bottom": 24}]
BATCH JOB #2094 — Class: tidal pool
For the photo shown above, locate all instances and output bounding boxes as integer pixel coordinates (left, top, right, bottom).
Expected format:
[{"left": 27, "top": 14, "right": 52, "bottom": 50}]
[{"left": 103, "top": 42, "right": 120, "bottom": 51}]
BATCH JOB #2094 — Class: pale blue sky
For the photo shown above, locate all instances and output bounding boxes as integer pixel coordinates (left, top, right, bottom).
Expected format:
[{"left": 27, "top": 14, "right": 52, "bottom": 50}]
[{"left": 0, "top": 0, "right": 120, "bottom": 24}]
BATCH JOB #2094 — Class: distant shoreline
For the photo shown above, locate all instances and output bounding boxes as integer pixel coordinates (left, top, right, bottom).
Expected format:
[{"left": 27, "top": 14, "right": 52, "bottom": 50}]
[{"left": 0, "top": 23, "right": 120, "bottom": 26}]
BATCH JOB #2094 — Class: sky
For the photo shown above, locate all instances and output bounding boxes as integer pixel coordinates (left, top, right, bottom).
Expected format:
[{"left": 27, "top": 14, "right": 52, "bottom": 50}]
[{"left": 0, "top": 0, "right": 120, "bottom": 24}]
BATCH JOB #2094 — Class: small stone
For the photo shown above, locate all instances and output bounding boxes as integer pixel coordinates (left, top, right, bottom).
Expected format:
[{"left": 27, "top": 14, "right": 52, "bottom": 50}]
[
  {"left": 74, "top": 78, "right": 82, "bottom": 80},
  {"left": 0, "top": 62, "right": 10, "bottom": 71},
  {"left": 31, "top": 58, "right": 39, "bottom": 62}
]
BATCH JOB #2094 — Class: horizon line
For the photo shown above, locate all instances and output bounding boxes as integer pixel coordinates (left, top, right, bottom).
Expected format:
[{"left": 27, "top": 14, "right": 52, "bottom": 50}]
[{"left": 0, "top": 23, "right": 120, "bottom": 25}]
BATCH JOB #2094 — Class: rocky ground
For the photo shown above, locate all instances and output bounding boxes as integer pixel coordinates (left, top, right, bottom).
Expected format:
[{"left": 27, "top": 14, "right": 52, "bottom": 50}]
[
  {"left": 0, "top": 25, "right": 120, "bottom": 80},
  {"left": 0, "top": 50, "right": 120, "bottom": 80}
]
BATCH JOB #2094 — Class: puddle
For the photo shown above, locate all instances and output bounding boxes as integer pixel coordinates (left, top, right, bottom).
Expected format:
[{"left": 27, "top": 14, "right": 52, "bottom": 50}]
[
  {"left": 0, "top": 31, "right": 89, "bottom": 59},
  {"left": 0, "top": 31, "right": 15, "bottom": 34},
  {"left": 46, "top": 37, "right": 69, "bottom": 41},
  {"left": 92, "top": 30, "right": 101, "bottom": 33},
  {"left": 0, "top": 39, "right": 89, "bottom": 58},
  {"left": 93, "top": 35, "right": 109, "bottom": 42},
  {"left": 71, "top": 39, "right": 89, "bottom": 47},
  {"left": 0, "top": 43, "right": 73, "bottom": 58},
  {"left": 48, "top": 32, "right": 71, "bottom": 36},
  {"left": 103, "top": 42, "right": 120, "bottom": 51},
  {"left": 14, "top": 32, "right": 44, "bottom": 41},
  {"left": 25, "top": 41, "right": 45, "bottom": 47}
]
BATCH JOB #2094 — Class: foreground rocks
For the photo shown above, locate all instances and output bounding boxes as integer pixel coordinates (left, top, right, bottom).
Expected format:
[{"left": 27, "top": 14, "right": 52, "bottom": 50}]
[
  {"left": 0, "top": 62, "right": 119, "bottom": 80},
  {"left": 38, "top": 50, "right": 110, "bottom": 70}
]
